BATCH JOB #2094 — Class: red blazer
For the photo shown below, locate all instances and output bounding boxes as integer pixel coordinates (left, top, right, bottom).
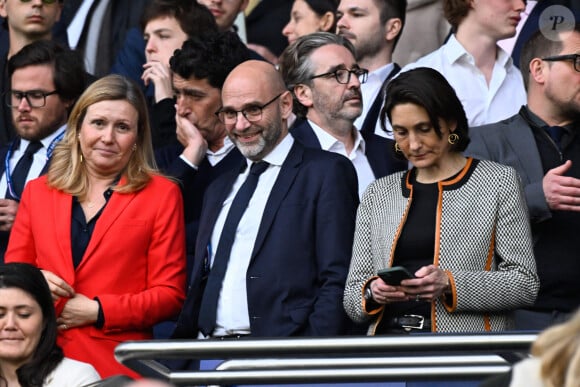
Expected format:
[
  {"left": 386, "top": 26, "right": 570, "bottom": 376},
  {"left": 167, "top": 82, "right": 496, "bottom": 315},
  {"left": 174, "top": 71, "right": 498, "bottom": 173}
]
[{"left": 6, "top": 174, "right": 186, "bottom": 378}]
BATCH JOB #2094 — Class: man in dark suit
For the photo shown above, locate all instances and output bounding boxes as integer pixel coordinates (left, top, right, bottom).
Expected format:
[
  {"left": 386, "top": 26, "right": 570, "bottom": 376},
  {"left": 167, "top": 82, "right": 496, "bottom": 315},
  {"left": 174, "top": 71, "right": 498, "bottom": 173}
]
[
  {"left": 172, "top": 60, "right": 359, "bottom": 340},
  {"left": 465, "top": 24, "right": 580, "bottom": 330},
  {"left": 0, "top": 40, "right": 86, "bottom": 262},
  {"left": 0, "top": 0, "right": 64, "bottom": 146},
  {"left": 279, "top": 32, "right": 407, "bottom": 197},
  {"left": 336, "top": 0, "right": 406, "bottom": 137},
  {"left": 155, "top": 31, "right": 248, "bottom": 286}
]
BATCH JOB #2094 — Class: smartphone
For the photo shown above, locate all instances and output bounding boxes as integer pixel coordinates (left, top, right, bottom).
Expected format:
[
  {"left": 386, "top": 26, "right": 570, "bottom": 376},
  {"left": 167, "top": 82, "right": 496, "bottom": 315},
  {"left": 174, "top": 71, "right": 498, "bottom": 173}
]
[{"left": 377, "top": 266, "right": 415, "bottom": 286}]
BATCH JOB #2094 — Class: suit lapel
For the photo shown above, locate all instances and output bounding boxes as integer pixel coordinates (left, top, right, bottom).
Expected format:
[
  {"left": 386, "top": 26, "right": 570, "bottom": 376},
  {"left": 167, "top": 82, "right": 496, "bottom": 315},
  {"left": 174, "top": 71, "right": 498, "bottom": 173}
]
[
  {"left": 360, "top": 63, "right": 400, "bottom": 135},
  {"left": 290, "top": 121, "right": 322, "bottom": 148},
  {"left": 195, "top": 161, "right": 245, "bottom": 261},
  {"left": 507, "top": 114, "right": 545, "bottom": 185},
  {"left": 251, "top": 142, "right": 302, "bottom": 260},
  {"left": 79, "top": 178, "right": 137, "bottom": 267},
  {"left": 52, "top": 188, "right": 75, "bottom": 280}
]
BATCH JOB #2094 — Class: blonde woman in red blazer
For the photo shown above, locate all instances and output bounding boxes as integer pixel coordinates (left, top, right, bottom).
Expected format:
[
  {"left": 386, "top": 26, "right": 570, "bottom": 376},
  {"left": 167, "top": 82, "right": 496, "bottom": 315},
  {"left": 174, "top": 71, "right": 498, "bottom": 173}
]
[{"left": 5, "top": 75, "right": 186, "bottom": 378}]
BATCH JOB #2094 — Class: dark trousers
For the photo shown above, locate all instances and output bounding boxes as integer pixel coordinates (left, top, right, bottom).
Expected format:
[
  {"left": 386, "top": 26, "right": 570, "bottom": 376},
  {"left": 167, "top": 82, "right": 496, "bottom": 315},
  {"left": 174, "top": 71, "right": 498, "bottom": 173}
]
[{"left": 514, "top": 308, "right": 573, "bottom": 331}]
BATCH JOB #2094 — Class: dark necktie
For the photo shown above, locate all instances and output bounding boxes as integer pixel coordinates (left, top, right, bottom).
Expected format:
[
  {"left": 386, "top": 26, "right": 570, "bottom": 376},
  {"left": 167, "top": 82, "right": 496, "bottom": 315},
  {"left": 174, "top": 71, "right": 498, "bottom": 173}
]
[
  {"left": 198, "top": 161, "right": 270, "bottom": 337},
  {"left": 545, "top": 126, "right": 564, "bottom": 150},
  {"left": 6, "top": 141, "right": 43, "bottom": 200}
]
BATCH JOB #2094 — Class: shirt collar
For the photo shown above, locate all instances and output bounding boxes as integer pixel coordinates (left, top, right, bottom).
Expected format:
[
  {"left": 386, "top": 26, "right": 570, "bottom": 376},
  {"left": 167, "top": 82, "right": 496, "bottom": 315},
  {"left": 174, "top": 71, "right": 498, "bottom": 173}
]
[
  {"left": 207, "top": 136, "right": 235, "bottom": 157},
  {"left": 19, "top": 124, "right": 66, "bottom": 151},
  {"left": 308, "top": 119, "right": 366, "bottom": 155},
  {"left": 368, "top": 62, "right": 395, "bottom": 83},
  {"left": 444, "top": 34, "right": 514, "bottom": 69}
]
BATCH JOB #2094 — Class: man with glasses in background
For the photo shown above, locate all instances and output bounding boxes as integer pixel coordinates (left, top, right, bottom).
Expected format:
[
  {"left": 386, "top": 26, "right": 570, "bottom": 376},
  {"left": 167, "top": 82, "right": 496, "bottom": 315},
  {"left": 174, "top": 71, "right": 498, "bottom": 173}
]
[
  {"left": 466, "top": 24, "right": 580, "bottom": 330},
  {"left": 279, "top": 32, "right": 407, "bottom": 198},
  {"left": 0, "top": 40, "right": 87, "bottom": 262},
  {"left": 0, "top": 0, "right": 64, "bottom": 146},
  {"left": 172, "top": 59, "right": 359, "bottom": 341}
]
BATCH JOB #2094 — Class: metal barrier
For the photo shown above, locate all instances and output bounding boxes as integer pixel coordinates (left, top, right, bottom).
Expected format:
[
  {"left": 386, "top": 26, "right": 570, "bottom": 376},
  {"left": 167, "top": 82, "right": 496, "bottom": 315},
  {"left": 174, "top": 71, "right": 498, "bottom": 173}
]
[{"left": 114, "top": 333, "right": 536, "bottom": 385}]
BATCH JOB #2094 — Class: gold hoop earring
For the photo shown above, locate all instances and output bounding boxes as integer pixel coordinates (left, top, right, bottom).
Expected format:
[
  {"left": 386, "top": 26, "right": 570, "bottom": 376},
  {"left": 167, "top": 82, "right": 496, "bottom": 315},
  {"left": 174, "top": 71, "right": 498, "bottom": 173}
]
[
  {"left": 80, "top": 154, "right": 83, "bottom": 163},
  {"left": 448, "top": 133, "right": 459, "bottom": 145},
  {"left": 394, "top": 143, "right": 401, "bottom": 152},
  {"left": 132, "top": 144, "right": 137, "bottom": 152}
]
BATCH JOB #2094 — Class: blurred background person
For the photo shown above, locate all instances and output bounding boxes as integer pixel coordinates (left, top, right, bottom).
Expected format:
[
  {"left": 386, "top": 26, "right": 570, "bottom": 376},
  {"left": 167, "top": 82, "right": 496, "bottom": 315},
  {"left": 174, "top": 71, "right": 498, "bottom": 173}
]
[
  {"left": 5, "top": 75, "right": 186, "bottom": 378},
  {"left": 466, "top": 23, "right": 580, "bottom": 330},
  {"left": 0, "top": 41, "right": 87, "bottom": 263},
  {"left": 245, "top": 0, "right": 292, "bottom": 61},
  {"left": 282, "top": 0, "right": 338, "bottom": 45},
  {"left": 336, "top": 0, "right": 406, "bottom": 137},
  {"left": 51, "top": 0, "right": 148, "bottom": 78},
  {"left": 343, "top": 67, "right": 539, "bottom": 335},
  {"left": 401, "top": 0, "right": 527, "bottom": 127},
  {"left": 0, "top": 262, "right": 100, "bottom": 386},
  {"left": 482, "top": 308, "right": 580, "bottom": 387},
  {"left": 112, "top": 0, "right": 219, "bottom": 149}
]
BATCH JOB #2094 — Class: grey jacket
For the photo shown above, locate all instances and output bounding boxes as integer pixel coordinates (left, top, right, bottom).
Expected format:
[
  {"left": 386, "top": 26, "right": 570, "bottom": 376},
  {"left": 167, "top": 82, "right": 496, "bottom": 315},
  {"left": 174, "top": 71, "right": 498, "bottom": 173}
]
[{"left": 343, "top": 158, "right": 539, "bottom": 334}]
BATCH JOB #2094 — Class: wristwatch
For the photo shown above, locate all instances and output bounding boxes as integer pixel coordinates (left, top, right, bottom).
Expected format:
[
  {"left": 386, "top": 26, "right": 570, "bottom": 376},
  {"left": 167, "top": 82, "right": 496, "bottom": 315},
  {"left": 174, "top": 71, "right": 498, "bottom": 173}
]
[{"left": 364, "top": 286, "right": 373, "bottom": 301}]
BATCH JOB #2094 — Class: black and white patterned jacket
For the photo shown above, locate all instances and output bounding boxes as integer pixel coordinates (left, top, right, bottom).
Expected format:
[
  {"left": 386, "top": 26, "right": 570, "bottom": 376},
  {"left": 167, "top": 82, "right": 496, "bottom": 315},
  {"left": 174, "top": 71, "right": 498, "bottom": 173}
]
[{"left": 344, "top": 158, "right": 540, "bottom": 334}]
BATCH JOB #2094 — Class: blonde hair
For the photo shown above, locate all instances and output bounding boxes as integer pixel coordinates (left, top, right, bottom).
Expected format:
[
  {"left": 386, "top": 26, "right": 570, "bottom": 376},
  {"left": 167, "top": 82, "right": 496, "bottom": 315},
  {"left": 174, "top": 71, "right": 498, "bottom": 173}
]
[
  {"left": 532, "top": 309, "right": 580, "bottom": 387},
  {"left": 47, "top": 74, "right": 157, "bottom": 198}
]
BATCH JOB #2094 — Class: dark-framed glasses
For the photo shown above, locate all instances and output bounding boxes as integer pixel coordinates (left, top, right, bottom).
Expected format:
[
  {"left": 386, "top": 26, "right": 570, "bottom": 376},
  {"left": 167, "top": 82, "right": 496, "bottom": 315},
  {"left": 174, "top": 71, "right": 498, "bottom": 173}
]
[
  {"left": 309, "top": 67, "right": 369, "bottom": 84},
  {"left": 19, "top": 0, "right": 59, "bottom": 4},
  {"left": 541, "top": 54, "right": 580, "bottom": 72},
  {"left": 216, "top": 93, "right": 282, "bottom": 125},
  {"left": 5, "top": 90, "right": 58, "bottom": 108}
]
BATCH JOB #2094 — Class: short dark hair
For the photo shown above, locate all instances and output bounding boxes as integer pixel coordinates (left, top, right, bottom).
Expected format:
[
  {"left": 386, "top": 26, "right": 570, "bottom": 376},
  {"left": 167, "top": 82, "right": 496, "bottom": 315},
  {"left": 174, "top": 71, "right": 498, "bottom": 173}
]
[
  {"left": 304, "top": 0, "right": 340, "bottom": 33},
  {"left": 279, "top": 32, "right": 356, "bottom": 118},
  {"left": 443, "top": 0, "right": 470, "bottom": 30},
  {"left": 169, "top": 31, "right": 249, "bottom": 89},
  {"left": 519, "top": 23, "right": 580, "bottom": 89},
  {"left": 141, "top": 0, "right": 218, "bottom": 38},
  {"left": 0, "top": 263, "right": 64, "bottom": 387},
  {"left": 374, "top": 0, "right": 407, "bottom": 50},
  {"left": 7, "top": 40, "right": 88, "bottom": 105},
  {"left": 383, "top": 67, "right": 470, "bottom": 158}
]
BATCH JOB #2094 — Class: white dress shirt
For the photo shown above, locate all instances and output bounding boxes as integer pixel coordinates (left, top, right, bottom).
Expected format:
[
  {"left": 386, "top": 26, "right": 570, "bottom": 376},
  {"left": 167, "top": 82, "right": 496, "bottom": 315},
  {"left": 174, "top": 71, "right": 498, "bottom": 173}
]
[
  {"left": 179, "top": 136, "right": 236, "bottom": 169},
  {"left": 401, "top": 34, "right": 527, "bottom": 127},
  {"left": 354, "top": 63, "right": 395, "bottom": 139},
  {"left": 210, "top": 134, "right": 294, "bottom": 336},
  {"left": 308, "top": 120, "right": 375, "bottom": 198},
  {"left": 0, "top": 125, "right": 66, "bottom": 198}
]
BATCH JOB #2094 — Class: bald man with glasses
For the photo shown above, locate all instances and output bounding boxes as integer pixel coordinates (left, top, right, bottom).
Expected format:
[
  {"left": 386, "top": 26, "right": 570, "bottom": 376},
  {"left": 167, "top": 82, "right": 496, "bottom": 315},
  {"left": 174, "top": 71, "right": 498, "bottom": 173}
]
[{"left": 172, "top": 59, "right": 359, "bottom": 343}]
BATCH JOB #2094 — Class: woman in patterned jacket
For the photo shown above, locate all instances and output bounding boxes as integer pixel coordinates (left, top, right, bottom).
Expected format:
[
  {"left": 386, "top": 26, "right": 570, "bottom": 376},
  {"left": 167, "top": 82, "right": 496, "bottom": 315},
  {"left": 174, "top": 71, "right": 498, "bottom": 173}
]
[{"left": 343, "top": 67, "right": 539, "bottom": 334}]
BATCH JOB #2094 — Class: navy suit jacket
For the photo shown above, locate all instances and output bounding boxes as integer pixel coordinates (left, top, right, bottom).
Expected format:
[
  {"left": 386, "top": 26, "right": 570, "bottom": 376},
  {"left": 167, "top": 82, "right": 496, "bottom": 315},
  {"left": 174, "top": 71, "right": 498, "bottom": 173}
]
[
  {"left": 0, "top": 138, "right": 52, "bottom": 263},
  {"left": 291, "top": 120, "right": 407, "bottom": 180},
  {"left": 172, "top": 140, "right": 359, "bottom": 338}
]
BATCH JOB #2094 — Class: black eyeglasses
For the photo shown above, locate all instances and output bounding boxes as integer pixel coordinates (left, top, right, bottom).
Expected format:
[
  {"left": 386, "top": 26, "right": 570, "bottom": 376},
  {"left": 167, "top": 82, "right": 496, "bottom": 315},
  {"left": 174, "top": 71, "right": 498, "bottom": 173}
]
[
  {"left": 19, "top": 0, "right": 59, "bottom": 4},
  {"left": 309, "top": 67, "right": 369, "bottom": 84},
  {"left": 216, "top": 93, "right": 282, "bottom": 125},
  {"left": 5, "top": 90, "right": 59, "bottom": 108},
  {"left": 541, "top": 54, "right": 580, "bottom": 72}
]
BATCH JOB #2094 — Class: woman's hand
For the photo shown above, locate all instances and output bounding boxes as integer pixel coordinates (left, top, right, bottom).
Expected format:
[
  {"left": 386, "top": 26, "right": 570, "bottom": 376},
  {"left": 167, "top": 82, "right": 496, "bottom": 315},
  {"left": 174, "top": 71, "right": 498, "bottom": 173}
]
[
  {"left": 142, "top": 60, "right": 173, "bottom": 103},
  {"left": 400, "top": 265, "right": 450, "bottom": 302},
  {"left": 368, "top": 278, "right": 408, "bottom": 305},
  {"left": 41, "top": 270, "right": 74, "bottom": 301},
  {"left": 57, "top": 294, "right": 99, "bottom": 331}
]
